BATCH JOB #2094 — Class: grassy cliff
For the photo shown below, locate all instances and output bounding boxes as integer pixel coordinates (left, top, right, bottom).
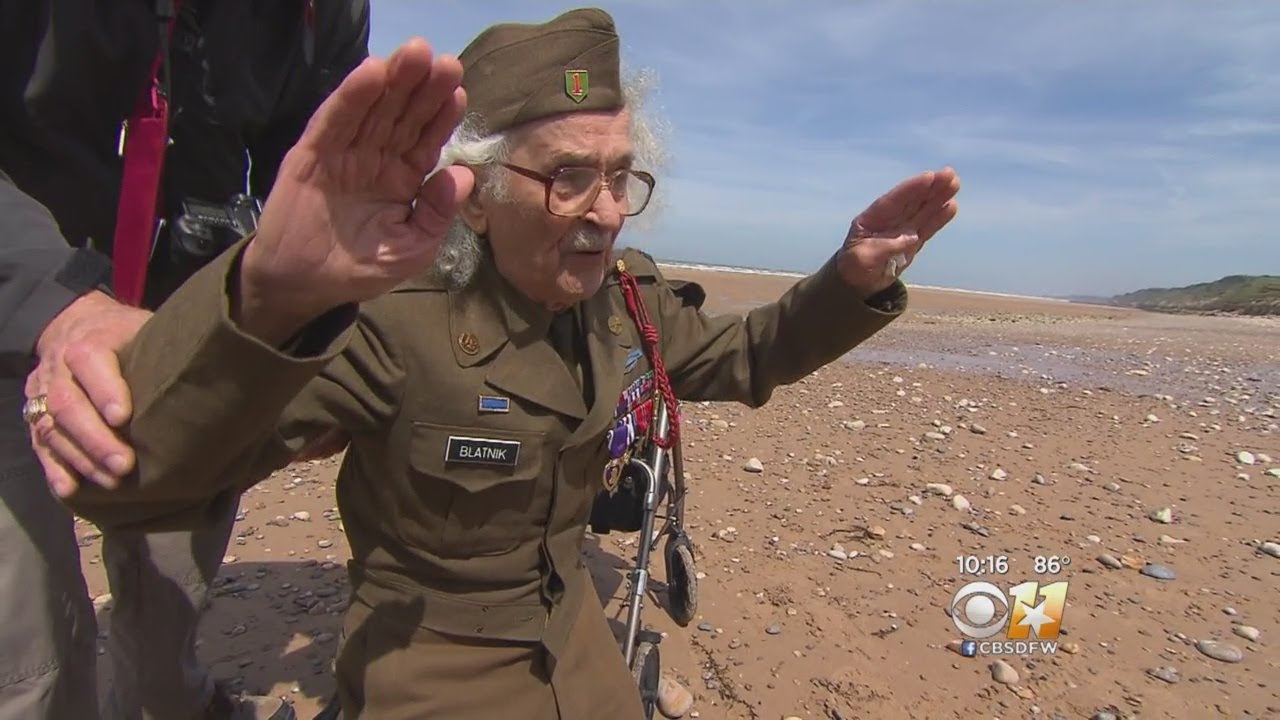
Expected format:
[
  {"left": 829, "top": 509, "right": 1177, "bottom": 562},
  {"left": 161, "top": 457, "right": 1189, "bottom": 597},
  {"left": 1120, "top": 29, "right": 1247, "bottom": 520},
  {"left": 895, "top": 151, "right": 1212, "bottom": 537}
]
[{"left": 1108, "top": 275, "right": 1280, "bottom": 316}]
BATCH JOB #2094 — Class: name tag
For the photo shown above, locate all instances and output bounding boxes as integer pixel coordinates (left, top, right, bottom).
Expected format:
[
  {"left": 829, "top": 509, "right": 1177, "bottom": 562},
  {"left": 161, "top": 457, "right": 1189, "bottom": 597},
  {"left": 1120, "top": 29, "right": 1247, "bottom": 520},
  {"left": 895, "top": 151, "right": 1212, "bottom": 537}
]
[{"left": 445, "top": 436, "right": 521, "bottom": 468}]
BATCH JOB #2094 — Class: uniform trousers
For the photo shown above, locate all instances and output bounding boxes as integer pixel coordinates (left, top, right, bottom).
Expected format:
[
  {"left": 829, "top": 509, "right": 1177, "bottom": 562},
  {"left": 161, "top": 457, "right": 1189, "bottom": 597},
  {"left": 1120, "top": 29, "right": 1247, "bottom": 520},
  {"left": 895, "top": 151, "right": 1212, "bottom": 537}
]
[
  {"left": 0, "top": 378, "right": 240, "bottom": 720},
  {"left": 333, "top": 567, "right": 645, "bottom": 719}
]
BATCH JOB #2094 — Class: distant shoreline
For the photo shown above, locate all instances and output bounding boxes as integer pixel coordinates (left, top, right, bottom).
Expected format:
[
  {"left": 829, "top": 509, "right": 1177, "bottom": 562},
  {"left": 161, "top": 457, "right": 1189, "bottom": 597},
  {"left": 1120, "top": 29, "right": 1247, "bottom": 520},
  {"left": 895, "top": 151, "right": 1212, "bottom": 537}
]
[{"left": 655, "top": 259, "right": 1071, "bottom": 304}]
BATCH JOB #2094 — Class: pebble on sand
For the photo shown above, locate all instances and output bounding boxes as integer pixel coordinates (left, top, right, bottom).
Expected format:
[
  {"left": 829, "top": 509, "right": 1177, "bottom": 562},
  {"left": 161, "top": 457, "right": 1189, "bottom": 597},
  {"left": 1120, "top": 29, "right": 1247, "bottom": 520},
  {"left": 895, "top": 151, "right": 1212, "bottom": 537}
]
[
  {"left": 657, "top": 675, "right": 693, "bottom": 718},
  {"left": 1119, "top": 554, "right": 1146, "bottom": 570},
  {"left": 1148, "top": 507, "right": 1173, "bottom": 524},
  {"left": 1139, "top": 563, "right": 1176, "bottom": 581},
  {"left": 1232, "top": 625, "right": 1260, "bottom": 643},
  {"left": 1259, "top": 541, "right": 1280, "bottom": 559},
  {"left": 989, "top": 658, "right": 1018, "bottom": 684},
  {"left": 1195, "top": 639, "right": 1244, "bottom": 663},
  {"left": 743, "top": 458, "right": 764, "bottom": 473}
]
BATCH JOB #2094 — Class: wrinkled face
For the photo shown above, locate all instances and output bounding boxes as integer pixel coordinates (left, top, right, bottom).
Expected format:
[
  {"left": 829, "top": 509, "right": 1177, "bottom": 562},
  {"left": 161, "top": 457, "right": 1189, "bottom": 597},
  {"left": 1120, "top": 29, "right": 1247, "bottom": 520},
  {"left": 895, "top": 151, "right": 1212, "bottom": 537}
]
[{"left": 461, "top": 109, "right": 634, "bottom": 311}]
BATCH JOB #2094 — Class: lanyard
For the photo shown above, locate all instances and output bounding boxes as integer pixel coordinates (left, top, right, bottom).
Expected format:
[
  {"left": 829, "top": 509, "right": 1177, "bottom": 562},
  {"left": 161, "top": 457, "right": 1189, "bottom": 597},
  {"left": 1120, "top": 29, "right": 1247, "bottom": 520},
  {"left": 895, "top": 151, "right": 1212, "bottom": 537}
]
[
  {"left": 108, "top": 1, "right": 316, "bottom": 305},
  {"left": 109, "top": 0, "right": 181, "bottom": 306}
]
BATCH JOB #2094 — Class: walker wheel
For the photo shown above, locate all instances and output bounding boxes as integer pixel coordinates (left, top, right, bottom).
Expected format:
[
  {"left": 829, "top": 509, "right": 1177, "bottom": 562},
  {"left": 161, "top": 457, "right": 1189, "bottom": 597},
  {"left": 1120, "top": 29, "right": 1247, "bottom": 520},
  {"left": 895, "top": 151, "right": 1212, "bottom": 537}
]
[
  {"left": 630, "top": 640, "right": 661, "bottom": 720},
  {"left": 663, "top": 533, "right": 698, "bottom": 627}
]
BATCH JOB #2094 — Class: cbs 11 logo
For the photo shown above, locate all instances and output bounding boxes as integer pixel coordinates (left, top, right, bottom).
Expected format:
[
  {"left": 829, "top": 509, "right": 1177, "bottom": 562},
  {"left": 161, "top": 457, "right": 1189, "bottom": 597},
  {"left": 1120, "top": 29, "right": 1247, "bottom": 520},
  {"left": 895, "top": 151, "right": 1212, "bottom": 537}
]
[{"left": 950, "top": 580, "right": 1069, "bottom": 656}]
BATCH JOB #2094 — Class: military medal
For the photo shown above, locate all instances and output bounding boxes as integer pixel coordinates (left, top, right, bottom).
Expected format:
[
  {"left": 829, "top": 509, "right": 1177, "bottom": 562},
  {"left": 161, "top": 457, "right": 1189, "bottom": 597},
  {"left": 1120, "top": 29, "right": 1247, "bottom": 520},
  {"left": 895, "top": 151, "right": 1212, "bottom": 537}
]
[
  {"left": 603, "top": 369, "right": 661, "bottom": 492},
  {"left": 602, "top": 449, "right": 631, "bottom": 494}
]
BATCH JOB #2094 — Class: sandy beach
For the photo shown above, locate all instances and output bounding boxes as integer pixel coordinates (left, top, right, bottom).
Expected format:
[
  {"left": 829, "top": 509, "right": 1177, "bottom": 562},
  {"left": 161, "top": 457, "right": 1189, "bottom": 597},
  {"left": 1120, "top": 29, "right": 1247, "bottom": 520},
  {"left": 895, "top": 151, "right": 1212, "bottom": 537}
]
[{"left": 79, "top": 264, "right": 1279, "bottom": 719}]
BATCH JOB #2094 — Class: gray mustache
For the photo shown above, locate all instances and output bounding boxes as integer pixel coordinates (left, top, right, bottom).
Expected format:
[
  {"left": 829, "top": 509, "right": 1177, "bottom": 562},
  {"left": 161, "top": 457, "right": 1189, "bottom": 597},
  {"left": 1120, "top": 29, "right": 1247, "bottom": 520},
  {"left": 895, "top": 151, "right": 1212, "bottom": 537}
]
[{"left": 568, "top": 229, "right": 609, "bottom": 252}]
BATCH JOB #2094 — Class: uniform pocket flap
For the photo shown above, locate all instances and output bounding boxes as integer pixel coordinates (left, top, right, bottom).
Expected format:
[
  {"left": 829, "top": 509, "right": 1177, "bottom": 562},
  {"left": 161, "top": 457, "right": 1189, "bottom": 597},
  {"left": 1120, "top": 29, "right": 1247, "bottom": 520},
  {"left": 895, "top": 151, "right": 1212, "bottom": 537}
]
[{"left": 409, "top": 421, "right": 544, "bottom": 493}]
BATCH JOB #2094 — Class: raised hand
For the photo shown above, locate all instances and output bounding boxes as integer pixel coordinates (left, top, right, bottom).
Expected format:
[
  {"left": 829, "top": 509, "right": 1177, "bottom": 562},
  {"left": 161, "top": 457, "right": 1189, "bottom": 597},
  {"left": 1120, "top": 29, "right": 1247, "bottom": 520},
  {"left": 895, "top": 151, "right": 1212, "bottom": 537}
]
[
  {"left": 836, "top": 167, "right": 960, "bottom": 297},
  {"left": 237, "top": 38, "right": 474, "bottom": 342}
]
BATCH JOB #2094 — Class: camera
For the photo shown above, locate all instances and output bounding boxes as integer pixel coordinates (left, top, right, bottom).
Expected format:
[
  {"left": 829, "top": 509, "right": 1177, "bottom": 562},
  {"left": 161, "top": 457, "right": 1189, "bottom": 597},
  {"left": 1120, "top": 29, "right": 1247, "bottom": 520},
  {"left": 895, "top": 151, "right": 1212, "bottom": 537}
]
[{"left": 168, "top": 194, "right": 262, "bottom": 263}]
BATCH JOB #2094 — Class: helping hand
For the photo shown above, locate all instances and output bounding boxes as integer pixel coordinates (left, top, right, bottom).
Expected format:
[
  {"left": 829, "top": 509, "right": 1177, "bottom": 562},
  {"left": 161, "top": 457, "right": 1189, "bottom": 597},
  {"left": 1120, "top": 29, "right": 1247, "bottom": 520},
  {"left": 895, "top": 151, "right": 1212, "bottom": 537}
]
[
  {"left": 237, "top": 38, "right": 474, "bottom": 342},
  {"left": 26, "top": 291, "right": 150, "bottom": 498},
  {"left": 836, "top": 167, "right": 960, "bottom": 297}
]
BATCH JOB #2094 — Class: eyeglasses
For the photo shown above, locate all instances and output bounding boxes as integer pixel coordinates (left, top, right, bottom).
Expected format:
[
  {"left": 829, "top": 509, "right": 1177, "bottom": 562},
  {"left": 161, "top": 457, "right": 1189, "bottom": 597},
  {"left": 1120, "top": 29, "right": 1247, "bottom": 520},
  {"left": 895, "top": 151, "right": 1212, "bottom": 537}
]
[{"left": 500, "top": 163, "right": 656, "bottom": 218}]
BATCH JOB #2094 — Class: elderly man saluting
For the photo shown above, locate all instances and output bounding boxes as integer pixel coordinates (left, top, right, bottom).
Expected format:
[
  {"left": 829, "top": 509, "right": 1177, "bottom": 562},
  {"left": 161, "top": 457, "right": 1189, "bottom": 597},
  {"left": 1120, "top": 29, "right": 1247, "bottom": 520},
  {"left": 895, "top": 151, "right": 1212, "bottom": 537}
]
[{"left": 36, "top": 8, "right": 959, "bottom": 719}]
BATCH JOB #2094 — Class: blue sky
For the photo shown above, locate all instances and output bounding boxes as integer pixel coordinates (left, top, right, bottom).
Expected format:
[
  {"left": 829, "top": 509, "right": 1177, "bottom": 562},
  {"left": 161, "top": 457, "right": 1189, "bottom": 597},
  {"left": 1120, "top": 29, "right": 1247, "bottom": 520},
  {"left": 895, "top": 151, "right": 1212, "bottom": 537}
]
[{"left": 367, "top": 1, "right": 1279, "bottom": 297}]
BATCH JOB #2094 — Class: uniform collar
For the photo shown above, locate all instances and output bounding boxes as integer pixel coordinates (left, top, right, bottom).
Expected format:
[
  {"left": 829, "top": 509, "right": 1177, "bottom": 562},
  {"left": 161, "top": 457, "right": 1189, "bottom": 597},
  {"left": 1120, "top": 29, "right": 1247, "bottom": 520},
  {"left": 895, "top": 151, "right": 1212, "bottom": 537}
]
[
  {"left": 445, "top": 252, "right": 633, "bottom": 427},
  {"left": 448, "top": 253, "right": 559, "bottom": 368}
]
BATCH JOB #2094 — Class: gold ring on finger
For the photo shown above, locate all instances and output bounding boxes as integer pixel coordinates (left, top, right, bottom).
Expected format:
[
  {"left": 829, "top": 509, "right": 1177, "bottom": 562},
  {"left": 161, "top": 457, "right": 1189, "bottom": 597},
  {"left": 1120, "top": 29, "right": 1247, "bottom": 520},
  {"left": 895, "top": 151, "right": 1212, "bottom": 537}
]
[{"left": 22, "top": 394, "right": 49, "bottom": 425}]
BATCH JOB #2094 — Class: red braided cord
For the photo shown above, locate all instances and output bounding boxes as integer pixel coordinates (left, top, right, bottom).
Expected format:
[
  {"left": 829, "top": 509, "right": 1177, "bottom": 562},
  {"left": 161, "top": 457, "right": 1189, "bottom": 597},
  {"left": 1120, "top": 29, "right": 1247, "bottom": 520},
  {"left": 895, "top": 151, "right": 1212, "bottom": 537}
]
[{"left": 617, "top": 269, "right": 680, "bottom": 449}]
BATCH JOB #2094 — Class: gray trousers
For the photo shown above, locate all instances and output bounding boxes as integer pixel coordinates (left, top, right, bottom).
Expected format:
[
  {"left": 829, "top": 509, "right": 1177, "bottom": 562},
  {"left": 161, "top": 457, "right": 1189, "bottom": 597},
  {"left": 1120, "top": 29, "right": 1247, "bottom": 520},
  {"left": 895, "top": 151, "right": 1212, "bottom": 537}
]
[{"left": 0, "top": 380, "right": 239, "bottom": 720}]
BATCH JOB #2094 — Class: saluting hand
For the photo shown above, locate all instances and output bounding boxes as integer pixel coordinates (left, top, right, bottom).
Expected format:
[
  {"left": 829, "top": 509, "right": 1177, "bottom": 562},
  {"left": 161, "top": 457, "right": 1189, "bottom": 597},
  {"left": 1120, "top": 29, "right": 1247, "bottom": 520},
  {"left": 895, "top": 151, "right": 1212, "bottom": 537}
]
[
  {"left": 836, "top": 167, "right": 960, "bottom": 298},
  {"left": 237, "top": 38, "right": 474, "bottom": 343}
]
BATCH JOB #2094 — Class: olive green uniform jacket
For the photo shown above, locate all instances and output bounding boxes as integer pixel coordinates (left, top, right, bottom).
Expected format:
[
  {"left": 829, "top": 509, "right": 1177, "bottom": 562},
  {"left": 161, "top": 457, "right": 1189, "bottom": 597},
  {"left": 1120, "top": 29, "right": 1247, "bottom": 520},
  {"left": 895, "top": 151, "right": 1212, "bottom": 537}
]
[{"left": 66, "top": 239, "right": 906, "bottom": 719}]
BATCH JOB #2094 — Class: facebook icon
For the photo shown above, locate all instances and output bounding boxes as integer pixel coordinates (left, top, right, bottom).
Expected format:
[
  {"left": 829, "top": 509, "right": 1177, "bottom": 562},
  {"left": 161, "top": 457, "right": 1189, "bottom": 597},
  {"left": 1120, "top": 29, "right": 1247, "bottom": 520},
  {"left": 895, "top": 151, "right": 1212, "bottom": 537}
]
[{"left": 960, "top": 640, "right": 978, "bottom": 658}]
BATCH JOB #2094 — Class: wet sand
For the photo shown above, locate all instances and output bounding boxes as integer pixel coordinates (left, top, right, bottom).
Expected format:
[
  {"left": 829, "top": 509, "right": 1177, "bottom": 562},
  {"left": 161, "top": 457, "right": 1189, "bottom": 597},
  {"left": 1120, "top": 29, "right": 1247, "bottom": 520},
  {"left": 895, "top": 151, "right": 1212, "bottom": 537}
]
[{"left": 79, "top": 266, "right": 1279, "bottom": 719}]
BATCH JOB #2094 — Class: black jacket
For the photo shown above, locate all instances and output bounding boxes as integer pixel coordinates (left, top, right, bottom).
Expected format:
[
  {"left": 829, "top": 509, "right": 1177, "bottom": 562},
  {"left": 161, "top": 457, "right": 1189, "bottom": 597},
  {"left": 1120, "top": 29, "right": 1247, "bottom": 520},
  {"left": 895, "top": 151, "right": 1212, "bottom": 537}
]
[{"left": 0, "top": 0, "right": 370, "bottom": 374}]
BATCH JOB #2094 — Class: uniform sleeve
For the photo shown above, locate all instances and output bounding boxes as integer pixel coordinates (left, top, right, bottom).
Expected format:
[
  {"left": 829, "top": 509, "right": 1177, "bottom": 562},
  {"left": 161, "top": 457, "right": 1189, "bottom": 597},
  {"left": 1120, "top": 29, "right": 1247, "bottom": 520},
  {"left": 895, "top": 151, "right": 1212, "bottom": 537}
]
[
  {"left": 246, "top": 0, "right": 371, "bottom": 194},
  {"left": 62, "top": 237, "right": 405, "bottom": 531},
  {"left": 0, "top": 168, "right": 81, "bottom": 375},
  {"left": 656, "top": 252, "right": 908, "bottom": 407}
]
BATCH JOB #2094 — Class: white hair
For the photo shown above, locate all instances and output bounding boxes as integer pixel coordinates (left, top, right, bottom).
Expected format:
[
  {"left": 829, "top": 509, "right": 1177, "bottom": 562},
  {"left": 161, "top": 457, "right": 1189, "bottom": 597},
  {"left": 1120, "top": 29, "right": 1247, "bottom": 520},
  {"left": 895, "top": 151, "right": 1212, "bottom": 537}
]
[{"left": 430, "top": 66, "right": 670, "bottom": 289}]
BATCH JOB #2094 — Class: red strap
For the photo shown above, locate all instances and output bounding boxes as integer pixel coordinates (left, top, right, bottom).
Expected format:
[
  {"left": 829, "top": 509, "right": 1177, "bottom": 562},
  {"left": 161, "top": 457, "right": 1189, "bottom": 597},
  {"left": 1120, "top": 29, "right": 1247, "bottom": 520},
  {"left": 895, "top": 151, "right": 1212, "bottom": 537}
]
[
  {"left": 617, "top": 264, "right": 680, "bottom": 450},
  {"left": 110, "top": 5, "right": 181, "bottom": 306}
]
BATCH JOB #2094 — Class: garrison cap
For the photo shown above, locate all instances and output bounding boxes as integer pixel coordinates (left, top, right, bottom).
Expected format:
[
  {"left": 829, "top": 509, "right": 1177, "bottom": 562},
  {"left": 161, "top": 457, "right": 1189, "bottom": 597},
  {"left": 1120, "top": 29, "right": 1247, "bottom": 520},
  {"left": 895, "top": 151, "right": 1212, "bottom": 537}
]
[{"left": 458, "top": 8, "right": 624, "bottom": 134}]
